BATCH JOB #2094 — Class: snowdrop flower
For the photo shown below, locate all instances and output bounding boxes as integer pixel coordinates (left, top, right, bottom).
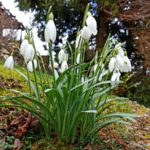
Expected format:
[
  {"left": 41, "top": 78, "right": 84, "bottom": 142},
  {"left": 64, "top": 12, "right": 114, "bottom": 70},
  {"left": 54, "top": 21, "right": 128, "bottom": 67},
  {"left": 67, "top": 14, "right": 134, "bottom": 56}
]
[
  {"left": 76, "top": 53, "right": 81, "bottom": 64},
  {"left": 59, "top": 60, "right": 68, "bottom": 73},
  {"left": 121, "top": 56, "right": 132, "bottom": 72},
  {"left": 111, "top": 71, "right": 121, "bottom": 85},
  {"left": 27, "top": 59, "right": 38, "bottom": 72},
  {"left": 20, "top": 39, "right": 29, "bottom": 55},
  {"left": 44, "top": 16, "right": 57, "bottom": 43},
  {"left": 23, "top": 44, "right": 35, "bottom": 63},
  {"left": 109, "top": 57, "right": 116, "bottom": 72},
  {"left": 86, "top": 13, "right": 97, "bottom": 35},
  {"left": 58, "top": 49, "right": 68, "bottom": 64},
  {"left": 81, "top": 26, "right": 91, "bottom": 42},
  {"left": 4, "top": 56, "right": 14, "bottom": 70}
]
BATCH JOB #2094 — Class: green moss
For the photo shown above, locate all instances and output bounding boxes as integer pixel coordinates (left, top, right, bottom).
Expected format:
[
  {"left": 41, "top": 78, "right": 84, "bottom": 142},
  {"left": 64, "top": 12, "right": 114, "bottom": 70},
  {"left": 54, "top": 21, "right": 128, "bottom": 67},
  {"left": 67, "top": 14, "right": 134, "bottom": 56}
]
[
  {"left": 0, "top": 63, "right": 52, "bottom": 97},
  {"left": 0, "top": 65, "right": 29, "bottom": 96}
]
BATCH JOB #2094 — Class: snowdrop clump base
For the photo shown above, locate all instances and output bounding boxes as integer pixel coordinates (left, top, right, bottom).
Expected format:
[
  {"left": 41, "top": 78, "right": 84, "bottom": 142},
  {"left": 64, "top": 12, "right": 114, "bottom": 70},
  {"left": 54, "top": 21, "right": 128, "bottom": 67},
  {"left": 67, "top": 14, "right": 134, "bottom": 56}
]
[{"left": 2, "top": 4, "right": 135, "bottom": 144}]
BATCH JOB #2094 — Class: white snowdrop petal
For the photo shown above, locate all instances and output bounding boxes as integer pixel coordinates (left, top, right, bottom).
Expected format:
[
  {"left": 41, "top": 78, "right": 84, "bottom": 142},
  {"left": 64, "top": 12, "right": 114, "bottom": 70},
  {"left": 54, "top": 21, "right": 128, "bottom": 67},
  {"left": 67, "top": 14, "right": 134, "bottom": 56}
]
[
  {"left": 27, "top": 61, "right": 33, "bottom": 72},
  {"left": 20, "top": 40, "right": 29, "bottom": 55},
  {"left": 111, "top": 72, "right": 118, "bottom": 82},
  {"left": 125, "top": 56, "right": 132, "bottom": 72},
  {"left": 109, "top": 57, "right": 116, "bottom": 72},
  {"left": 44, "top": 20, "right": 57, "bottom": 43},
  {"left": 118, "top": 47, "right": 124, "bottom": 58},
  {"left": 80, "top": 26, "right": 91, "bottom": 42},
  {"left": 53, "top": 62, "right": 59, "bottom": 69},
  {"left": 60, "top": 61, "right": 68, "bottom": 73},
  {"left": 86, "top": 15, "right": 97, "bottom": 35},
  {"left": 27, "top": 59, "right": 38, "bottom": 72},
  {"left": 23, "top": 44, "right": 35, "bottom": 62},
  {"left": 116, "top": 54, "right": 124, "bottom": 68},
  {"left": 33, "top": 59, "right": 38, "bottom": 69},
  {"left": 58, "top": 49, "right": 68, "bottom": 64},
  {"left": 122, "top": 56, "right": 132, "bottom": 72}
]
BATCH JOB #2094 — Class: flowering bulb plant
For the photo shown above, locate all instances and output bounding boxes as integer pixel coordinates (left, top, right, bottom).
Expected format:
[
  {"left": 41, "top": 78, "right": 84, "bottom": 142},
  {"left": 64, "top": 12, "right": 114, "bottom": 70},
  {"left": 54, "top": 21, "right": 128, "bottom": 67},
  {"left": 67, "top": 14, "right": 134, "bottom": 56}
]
[{"left": 1, "top": 4, "right": 135, "bottom": 144}]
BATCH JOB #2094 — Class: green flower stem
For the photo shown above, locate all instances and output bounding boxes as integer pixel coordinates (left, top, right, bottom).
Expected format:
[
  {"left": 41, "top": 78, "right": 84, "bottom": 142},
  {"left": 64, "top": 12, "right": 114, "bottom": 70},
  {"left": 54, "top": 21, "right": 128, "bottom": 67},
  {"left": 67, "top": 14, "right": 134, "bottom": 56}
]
[
  {"left": 48, "top": 42, "right": 56, "bottom": 87},
  {"left": 82, "top": 3, "right": 90, "bottom": 27},
  {"left": 26, "top": 63, "right": 32, "bottom": 95},
  {"left": 32, "top": 61, "right": 41, "bottom": 101}
]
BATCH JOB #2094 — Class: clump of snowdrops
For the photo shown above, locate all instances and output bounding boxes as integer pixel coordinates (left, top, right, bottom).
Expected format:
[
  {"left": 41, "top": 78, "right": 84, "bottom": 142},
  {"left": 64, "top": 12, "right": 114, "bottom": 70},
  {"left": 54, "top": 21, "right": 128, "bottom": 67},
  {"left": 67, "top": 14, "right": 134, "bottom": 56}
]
[{"left": 1, "top": 5, "right": 135, "bottom": 144}]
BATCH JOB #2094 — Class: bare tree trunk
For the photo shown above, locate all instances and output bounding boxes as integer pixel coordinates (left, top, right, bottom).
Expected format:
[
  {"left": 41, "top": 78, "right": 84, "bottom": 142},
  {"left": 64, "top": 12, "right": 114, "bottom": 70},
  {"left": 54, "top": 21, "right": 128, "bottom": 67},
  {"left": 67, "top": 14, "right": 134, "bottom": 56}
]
[{"left": 96, "top": 11, "right": 109, "bottom": 53}]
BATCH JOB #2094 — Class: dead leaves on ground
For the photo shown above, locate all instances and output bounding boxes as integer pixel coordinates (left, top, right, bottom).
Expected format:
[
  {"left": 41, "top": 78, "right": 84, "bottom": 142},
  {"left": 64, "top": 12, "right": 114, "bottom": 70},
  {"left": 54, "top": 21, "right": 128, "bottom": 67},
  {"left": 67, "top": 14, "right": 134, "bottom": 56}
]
[{"left": 0, "top": 108, "right": 39, "bottom": 150}]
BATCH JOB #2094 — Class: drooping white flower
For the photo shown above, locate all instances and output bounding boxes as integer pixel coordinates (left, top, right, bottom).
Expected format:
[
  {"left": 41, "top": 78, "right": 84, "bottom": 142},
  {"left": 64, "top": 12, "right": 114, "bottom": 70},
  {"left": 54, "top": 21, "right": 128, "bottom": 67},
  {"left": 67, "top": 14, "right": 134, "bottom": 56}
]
[
  {"left": 4, "top": 56, "right": 14, "bottom": 70},
  {"left": 23, "top": 44, "right": 35, "bottom": 62},
  {"left": 27, "top": 59, "right": 38, "bottom": 72},
  {"left": 44, "top": 20, "right": 57, "bottom": 43},
  {"left": 80, "top": 26, "right": 91, "bottom": 42},
  {"left": 86, "top": 14, "right": 97, "bottom": 35},
  {"left": 109, "top": 57, "right": 116, "bottom": 72},
  {"left": 20, "top": 39, "right": 29, "bottom": 55},
  {"left": 58, "top": 49, "right": 68, "bottom": 64},
  {"left": 111, "top": 71, "right": 121, "bottom": 85},
  {"left": 121, "top": 56, "right": 132, "bottom": 72},
  {"left": 76, "top": 53, "right": 81, "bottom": 64},
  {"left": 59, "top": 60, "right": 68, "bottom": 73}
]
